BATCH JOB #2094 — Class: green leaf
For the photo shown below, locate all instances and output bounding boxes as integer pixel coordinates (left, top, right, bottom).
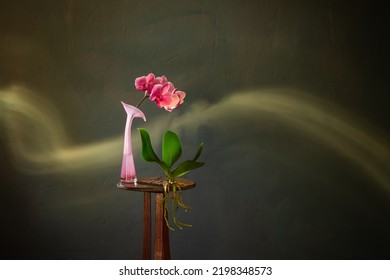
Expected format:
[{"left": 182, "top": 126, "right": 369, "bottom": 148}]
[
  {"left": 138, "top": 128, "right": 160, "bottom": 162},
  {"left": 162, "top": 130, "right": 182, "bottom": 168},
  {"left": 172, "top": 160, "right": 205, "bottom": 178},
  {"left": 192, "top": 142, "right": 204, "bottom": 161},
  {"left": 139, "top": 128, "right": 173, "bottom": 178}
]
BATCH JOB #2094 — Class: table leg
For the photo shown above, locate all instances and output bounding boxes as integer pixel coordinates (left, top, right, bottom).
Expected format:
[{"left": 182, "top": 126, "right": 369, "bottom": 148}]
[
  {"left": 154, "top": 193, "right": 171, "bottom": 259},
  {"left": 163, "top": 212, "right": 171, "bottom": 259},
  {"left": 142, "top": 192, "right": 151, "bottom": 259}
]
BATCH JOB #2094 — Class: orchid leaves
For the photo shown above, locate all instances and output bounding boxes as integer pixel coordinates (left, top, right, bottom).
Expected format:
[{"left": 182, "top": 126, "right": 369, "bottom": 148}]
[
  {"left": 138, "top": 128, "right": 204, "bottom": 180},
  {"left": 138, "top": 128, "right": 204, "bottom": 230}
]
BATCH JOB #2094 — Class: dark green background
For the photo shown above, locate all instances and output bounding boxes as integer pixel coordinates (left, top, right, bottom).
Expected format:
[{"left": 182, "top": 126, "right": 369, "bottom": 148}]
[{"left": 1, "top": 0, "right": 389, "bottom": 259}]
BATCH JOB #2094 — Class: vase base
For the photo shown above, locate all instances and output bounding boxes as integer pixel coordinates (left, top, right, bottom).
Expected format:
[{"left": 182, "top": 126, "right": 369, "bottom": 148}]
[{"left": 120, "top": 177, "right": 137, "bottom": 184}]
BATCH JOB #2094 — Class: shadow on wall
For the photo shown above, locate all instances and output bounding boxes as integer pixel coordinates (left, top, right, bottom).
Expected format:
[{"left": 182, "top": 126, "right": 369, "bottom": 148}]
[{"left": 1, "top": 85, "right": 390, "bottom": 194}]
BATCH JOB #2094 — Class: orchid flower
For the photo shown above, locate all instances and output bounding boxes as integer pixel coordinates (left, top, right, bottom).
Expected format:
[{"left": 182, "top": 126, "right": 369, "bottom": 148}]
[
  {"left": 134, "top": 73, "right": 185, "bottom": 111},
  {"left": 134, "top": 73, "right": 155, "bottom": 92}
]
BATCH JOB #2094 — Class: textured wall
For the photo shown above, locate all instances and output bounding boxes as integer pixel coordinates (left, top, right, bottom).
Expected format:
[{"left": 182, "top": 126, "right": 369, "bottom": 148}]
[{"left": 0, "top": 0, "right": 389, "bottom": 259}]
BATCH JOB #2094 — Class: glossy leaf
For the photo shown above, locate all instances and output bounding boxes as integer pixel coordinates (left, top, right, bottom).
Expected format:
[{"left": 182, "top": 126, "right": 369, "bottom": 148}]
[
  {"left": 162, "top": 130, "right": 182, "bottom": 168},
  {"left": 138, "top": 128, "right": 160, "bottom": 162},
  {"left": 139, "top": 128, "right": 173, "bottom": 178},
  {"left": 172, "top": 160, "right": 205, "bottom": 178}
]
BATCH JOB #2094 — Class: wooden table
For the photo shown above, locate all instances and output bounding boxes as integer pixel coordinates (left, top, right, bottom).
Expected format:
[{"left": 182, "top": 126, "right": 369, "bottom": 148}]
[{"left": 117, "top": 177, "right": 195, "bottom": 259}]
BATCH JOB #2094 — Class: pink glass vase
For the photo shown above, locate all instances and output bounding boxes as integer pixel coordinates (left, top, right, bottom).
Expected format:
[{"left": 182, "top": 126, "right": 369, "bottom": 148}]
[{"left": 120, "top": 102, "right": 146, "bottom": 184}]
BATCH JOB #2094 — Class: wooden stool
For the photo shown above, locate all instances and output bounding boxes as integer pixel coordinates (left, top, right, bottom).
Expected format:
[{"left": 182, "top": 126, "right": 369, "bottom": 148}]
[{"left": 117, "top": 177, "right": 195, "bottom": 259}]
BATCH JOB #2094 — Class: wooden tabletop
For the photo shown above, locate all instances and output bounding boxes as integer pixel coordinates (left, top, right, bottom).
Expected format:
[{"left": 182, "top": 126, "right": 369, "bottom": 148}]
[{"left": 117, "top": 177, "right": 196, "bottom": 193}]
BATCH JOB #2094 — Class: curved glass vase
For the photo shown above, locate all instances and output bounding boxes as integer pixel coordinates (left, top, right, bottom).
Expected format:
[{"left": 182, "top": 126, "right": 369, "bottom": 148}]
[{"left": 120, "top": 102, "right": 146, "bottom": 184}]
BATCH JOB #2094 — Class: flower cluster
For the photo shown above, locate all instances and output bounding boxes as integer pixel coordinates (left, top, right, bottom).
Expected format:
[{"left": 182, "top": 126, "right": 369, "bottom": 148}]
[{"left": 135, "top": 73, "right": 186, "bottom": 112}]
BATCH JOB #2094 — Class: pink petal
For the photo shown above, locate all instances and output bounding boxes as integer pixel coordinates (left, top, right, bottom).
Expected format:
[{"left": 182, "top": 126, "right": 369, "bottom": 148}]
[
  {"left": 157, "top": 94, "right": 174, "bottom": 107},
  {"left": 162, "top": 93, "right": 180, "bottom": 112},
  {"left": 146, "top": 73, "right": 155, "bottom": 82},
  {"left": 161, "top": 82, "right": 176, "bottom": 95},
  {"left": 155, "top": 75, "right": 168, "bottom": 85},
  {"left": 149, "top": 84, "right": 162, "bottom": 101},
  {"left": 134, "top": 76, "right": 147, "bottom": 91},
  {"left": 160, "top": 75, "right": 168, "bottom": 84},
  {"left": 155, "top": 95, "right": 171, "bottom": 108},
  {"left": 169, "top": 93, "right": 180, "bottom": 106},
  {"left": 175, "top": 91, "right": 186, "bottom": 105}
]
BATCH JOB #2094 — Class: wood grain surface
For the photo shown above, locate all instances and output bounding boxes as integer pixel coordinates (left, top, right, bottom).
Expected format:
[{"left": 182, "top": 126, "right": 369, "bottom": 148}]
[{"left": 117, "top": 177, "right": 196, "bottom": 193}]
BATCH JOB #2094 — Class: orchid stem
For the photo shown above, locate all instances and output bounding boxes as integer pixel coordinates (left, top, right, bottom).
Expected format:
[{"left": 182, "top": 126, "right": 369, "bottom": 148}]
[{"left": 136, "top": 93, "right": 149, "bottom": 108}]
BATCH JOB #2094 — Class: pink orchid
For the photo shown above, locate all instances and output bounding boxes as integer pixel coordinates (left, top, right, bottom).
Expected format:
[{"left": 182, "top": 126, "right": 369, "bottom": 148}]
[
  {"left": 149, "top": 82, "right": 175, "bottom": 111},
  {"left": 162, "top": 91, "right": 186, "bottom": 112},
  {"left": 135, "top": 73, "right": 168, "bottom": 94},
  {"left": 135, "top": 73, "right": 155, "bottom": 92},
  {"left": 163, "top": 94, "right": 181, "bottom": 112},
  {"left": 134, "top": 73, "right": 185, "bottom": 111}
]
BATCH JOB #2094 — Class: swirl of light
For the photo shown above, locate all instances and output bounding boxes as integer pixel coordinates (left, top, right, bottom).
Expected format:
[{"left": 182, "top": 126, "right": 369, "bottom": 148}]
[{"left": 1, "top": 86, "right": 389, "bottom": 194}]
